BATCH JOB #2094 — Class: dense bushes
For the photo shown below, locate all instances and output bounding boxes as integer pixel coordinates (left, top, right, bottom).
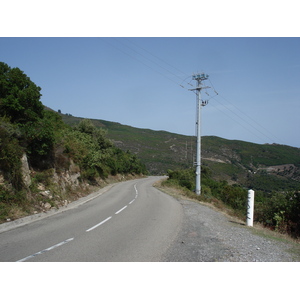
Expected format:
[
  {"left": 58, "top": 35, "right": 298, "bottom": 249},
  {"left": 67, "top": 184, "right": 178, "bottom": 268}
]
[
  {"left": 63, "top": 119, "right": 147, "bottom": 181},
  {"left": 254, "top": 190, "right": 300, "bottom": 237},
  {"left": 167, "top": 167, "right": 247, "bottom": 215},
  {"left": 166, "top": 168, "right": 196, "bottom": 190},
  {"left": 246, "top": 172, "right": 300, "bottom": 192},
  {"left": 165, "top": 167, "right": 300, "bottom": 238},
  {"left": 1, "top": 110, "right": 147, "bottom": 187}
]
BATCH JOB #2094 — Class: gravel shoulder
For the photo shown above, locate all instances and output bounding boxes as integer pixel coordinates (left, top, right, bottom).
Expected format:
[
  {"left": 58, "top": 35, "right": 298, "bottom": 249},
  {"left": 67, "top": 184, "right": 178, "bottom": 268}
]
[{"left": 158, "top": 186, "right": 300, "bottom": 262}]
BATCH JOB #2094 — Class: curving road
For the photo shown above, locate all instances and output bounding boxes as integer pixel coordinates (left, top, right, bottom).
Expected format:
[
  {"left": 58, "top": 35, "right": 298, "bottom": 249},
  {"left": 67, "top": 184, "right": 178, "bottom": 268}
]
[{"left": 0, "top": 176, "right": 183, "bottom": 262}]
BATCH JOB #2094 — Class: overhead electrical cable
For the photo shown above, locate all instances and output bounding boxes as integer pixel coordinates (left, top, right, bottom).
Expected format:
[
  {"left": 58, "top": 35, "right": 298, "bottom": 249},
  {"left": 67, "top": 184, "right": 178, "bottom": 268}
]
[
  {"left": 103, "top": 38, "right": 182, "bottom": 87},
  {"left": 208, "top": 77, "right": 287, "bottom": 144},
  {"left": 219, "top": 94, "right": 285, "bottom": 144},
  {"left": 124, "top": 38, "right": 190, "bottom": 78},
  {"left": 208, "top": 101, "right": 268, "bottom": 144},
  {"left": 105, "top": 38, "right": 284, "bottom": 145},
  {"left": 112, "top": 38, "right": 189, "bottom": 88},
  {"left": 213, "top": 96, "right": 276, "bottom": 143}
]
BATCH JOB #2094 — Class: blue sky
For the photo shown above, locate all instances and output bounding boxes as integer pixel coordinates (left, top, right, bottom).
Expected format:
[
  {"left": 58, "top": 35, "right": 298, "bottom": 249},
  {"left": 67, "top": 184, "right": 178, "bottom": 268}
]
[
  {"left": 1, "top": 37, "right": 300, "bottom": 147},
  {"left": 1, "top": 1, "right": 299, "bottom": 292}
]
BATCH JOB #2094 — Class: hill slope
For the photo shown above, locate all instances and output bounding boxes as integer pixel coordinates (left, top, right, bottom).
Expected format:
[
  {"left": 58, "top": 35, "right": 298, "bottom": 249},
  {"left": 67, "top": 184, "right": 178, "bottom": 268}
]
[
  {"left": 61, "top": 113, "right": 300, "bottom": 191},
  {"left": 61, "top": 113, "right": 195, "bottom": 174}
]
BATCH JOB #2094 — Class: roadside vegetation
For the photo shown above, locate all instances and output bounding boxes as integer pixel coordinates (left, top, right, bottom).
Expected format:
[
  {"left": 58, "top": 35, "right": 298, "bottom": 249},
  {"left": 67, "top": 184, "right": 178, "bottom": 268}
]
[
  {"left": 162, "top": 167, "right": 300, "bottom": 239},
  {"left": 0, "top": 62, "right": 147, "bottom": 222}
]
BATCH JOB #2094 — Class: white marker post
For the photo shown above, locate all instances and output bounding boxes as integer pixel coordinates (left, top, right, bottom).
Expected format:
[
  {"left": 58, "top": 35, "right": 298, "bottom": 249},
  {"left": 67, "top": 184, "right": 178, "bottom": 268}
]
[{"left": 246, "top": 189, "right": 255, "bottom": 226}]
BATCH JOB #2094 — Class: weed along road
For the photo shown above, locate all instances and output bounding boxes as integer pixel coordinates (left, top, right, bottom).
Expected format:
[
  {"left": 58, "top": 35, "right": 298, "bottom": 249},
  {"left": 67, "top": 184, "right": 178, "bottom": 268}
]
[{"left": 0, "top": 177, "right": 183, "bottom": 262}]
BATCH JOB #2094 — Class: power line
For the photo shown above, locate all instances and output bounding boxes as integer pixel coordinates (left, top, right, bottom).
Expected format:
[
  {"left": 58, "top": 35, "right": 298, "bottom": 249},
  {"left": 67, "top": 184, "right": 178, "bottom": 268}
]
[
  {"left": 219, "top": 94, "right": 285, "bottom": 144},
  {"left": 110, "top": 38, "right": 189, "bottom": 89},
  {"left": 212, "top": 96, "right": 276, "bottom": 143},
  {"left": 124, "top": 38, "right": 190, "bottom": 79},
  {"left": 208, "top": 100, "right": 268, "bottom": 144},
  {"left": 104, "top": 38, "right": 285, "bottom": 145},
  {"left": 103, "top": 38, "right": 183, "bottom": 88},
  {"left": 208, "top": 77, "right": 286, "bottom": 144},
  {"left": 111, "top": 38, "right": 204, "bottom": 92},
  {"left": 105, "top": 38, "right": 196, "bottom": 90}
]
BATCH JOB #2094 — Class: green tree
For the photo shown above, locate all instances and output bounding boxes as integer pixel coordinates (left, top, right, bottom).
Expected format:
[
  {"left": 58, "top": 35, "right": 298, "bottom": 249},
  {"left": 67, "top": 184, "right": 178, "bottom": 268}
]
[
  {"left": 0, "top": 62, "right": 43, "bottom": 125},
  {"left": 0, "top": 62, "right": 56, "bottom": 168},
  {"left": 75, "top": 119, "right": 112, "bottom": 149}
]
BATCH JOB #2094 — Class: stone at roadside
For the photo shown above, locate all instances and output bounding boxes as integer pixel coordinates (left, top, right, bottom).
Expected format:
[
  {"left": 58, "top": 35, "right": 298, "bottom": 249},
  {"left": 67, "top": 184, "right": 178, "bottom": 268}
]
[{"left": 43, "top": 203, "right": 51, "bottom": 210}]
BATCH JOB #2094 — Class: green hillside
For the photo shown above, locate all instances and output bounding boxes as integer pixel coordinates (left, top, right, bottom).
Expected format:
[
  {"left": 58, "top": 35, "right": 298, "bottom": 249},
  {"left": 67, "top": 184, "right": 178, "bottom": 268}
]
[
  {"left": 61, "top": 113, "right": 196, "bottom": 174},
  {"left": 61, "top": 113, "right": 300, "bottom": 190}
]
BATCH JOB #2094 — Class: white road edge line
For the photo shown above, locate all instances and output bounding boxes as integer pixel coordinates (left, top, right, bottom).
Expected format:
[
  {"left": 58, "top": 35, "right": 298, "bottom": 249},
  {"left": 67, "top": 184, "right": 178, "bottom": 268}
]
[
  {"left": 86, "top": 216, "right": 112, "bottom": 232},
  {"left": 115, "top": 206, "right": 127, "bottom": 214},
  {"left": 16, "top": 237, "right": 74, "bottom": 262},
  {"left": 129, "top": 199, "right": 135, "bottom": 204}
]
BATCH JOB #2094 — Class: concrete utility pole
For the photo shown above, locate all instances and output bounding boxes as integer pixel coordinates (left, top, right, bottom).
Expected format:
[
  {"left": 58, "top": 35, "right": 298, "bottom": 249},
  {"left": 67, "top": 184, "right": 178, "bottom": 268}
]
[{"left": 190, "top": 73, "right": 209, "bottom": 195}]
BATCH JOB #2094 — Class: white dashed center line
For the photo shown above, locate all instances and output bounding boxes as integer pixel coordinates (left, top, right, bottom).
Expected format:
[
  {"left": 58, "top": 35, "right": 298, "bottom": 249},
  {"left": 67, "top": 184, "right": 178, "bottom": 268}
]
[
  {"left": 86, "top": 216, "right": 112, "bottom": 232},
  {"left": 115, "top": 205, "right": 127, "bottom": 214},
  {"left": 17, "top": 237, "right": 74, "bottom": 262}
]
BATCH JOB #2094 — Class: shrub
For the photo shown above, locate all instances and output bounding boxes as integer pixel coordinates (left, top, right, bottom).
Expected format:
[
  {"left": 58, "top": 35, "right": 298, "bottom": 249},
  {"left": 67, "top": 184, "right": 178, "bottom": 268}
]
[
  {"left": 0, "top": 123, "right": 24, "bottom": 189},
  {"left": 219, "top": 185, "right": 247, "bottom": 212}
]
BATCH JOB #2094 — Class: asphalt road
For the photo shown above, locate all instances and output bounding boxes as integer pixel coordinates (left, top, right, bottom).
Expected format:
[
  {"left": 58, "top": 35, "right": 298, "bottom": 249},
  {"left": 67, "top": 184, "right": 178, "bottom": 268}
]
[{"left": 0, "top": 176, "right": 183, "bottom": 262}]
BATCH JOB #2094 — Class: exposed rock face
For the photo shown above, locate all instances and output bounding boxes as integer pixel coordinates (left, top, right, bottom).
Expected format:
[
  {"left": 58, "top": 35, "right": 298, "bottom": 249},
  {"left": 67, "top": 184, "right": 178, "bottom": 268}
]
[
  {"left": 1, "top": 152, "right": 88, "bottom": 211},
  {"left": 52, "top": 159, "right": 81, "bottom": 193},
  {"left": 21, "top": 153, "right": 31, "bottom": 187},
  {"left": 66, "top": 159, "right": 81, "bottom": 186}
]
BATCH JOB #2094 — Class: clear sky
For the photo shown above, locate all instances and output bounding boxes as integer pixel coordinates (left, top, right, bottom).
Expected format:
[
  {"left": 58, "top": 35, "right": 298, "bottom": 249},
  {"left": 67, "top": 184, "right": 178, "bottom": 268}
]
[
  {"left": 1, "top": 37, "right": 300, "bottom": 147},
  {"left": 1, "top": 0, "right": 300, "bottom": 148}
]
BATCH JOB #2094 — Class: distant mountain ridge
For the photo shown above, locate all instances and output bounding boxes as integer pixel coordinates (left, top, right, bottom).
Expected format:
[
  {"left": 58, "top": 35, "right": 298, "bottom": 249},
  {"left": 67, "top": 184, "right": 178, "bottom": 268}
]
[{"left": 60, "top": 111, "right": 300, "bottom": 191}]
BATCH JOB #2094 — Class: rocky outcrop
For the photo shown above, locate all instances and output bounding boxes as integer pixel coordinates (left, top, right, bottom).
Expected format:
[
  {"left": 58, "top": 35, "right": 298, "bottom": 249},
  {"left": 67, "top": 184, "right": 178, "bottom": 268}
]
[
  {"left": 21, "top": 153, "right": 31, "bottom": 188},
  {"left": 52, "top": 159, "right": 81, "bottom": 193},
  {"left": 13, "top": 152, "right": 83, "bottom": 212},
  {"left": 19, "top": 154, "right": 81, "bottom": 193}
]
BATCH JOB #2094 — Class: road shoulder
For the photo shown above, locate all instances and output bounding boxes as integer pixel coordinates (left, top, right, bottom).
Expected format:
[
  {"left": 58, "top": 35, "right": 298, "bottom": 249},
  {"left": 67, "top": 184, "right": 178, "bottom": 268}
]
[{"left": 155, "top": 183, "right": 300, "bottom": 262}]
